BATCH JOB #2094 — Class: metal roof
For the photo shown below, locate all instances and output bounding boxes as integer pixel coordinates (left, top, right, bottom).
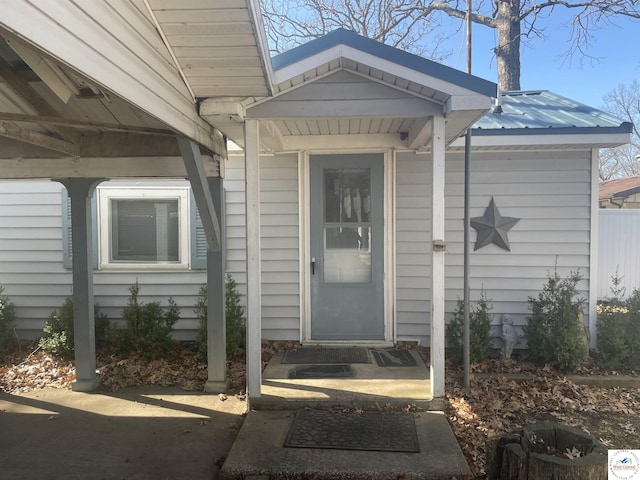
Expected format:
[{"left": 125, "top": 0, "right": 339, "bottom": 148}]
[
  {"left": 473, "top": 90, "right": 633, "bottom": 135},
  {"left": 272, "top": 28, "right": 496, "bottom": 98}
]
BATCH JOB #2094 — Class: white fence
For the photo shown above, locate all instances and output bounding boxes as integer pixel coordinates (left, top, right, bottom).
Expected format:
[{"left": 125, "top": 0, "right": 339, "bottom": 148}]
[{"left": 598, "top": 209, "right": 640, "bottom": 299}]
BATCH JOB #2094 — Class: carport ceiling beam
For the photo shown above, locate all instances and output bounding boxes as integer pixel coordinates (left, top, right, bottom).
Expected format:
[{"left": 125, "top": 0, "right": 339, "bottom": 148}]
[
  {"left": 0, "top": 120, "right": 74, "bottom": 155},
  {"left": 0, "top": 56, "right": 76, "bottom": 141}
]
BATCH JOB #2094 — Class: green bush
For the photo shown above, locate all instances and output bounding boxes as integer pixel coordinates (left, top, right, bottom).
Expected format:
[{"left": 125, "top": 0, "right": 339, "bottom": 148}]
[
  {"left": 109, "top": 282, "right": 179, "bottom": 359},
  {"left": 523, "top": 271, "right": 587, "bottom": 372},
  {"left": 195, "top": 274, "right": 246, "bottom": 360},
  {"left": 39, "top": 297, "right": 110, "bottom": 359},
  {"left": 597, "top": 272, "right": 640, "bottom": 370},
  {"left": 446, "top": 292, "right": 494, "bottom": 364},
  {"left": 0, "top": 285, "right": 16, "bottom": 355}
]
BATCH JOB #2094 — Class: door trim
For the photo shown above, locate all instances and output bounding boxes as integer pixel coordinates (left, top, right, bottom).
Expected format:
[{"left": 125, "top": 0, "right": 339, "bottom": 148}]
[{"left": 298, "top": 149, "right": 395, "bottom": 343}]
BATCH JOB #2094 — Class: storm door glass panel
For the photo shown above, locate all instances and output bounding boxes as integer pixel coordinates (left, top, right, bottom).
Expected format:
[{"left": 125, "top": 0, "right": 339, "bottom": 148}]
[
  {"left": 323, "top": 168, "right": 372, "bottom": 283},
  {"left": 111, "top": 199, "right": 179, "bottom": 262}
]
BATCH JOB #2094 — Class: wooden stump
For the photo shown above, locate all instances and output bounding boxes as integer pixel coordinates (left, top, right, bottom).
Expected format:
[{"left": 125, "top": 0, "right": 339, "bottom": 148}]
[{"left": 486, "top": 422, "right": 608, "bottom": 480}]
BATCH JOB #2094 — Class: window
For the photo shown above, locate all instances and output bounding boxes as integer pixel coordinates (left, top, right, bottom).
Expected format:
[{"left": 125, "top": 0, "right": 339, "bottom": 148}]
[
  {"left": 98, "top": 187, "right": 189, "bottom": 268},
  {"left": 61, "top": 183, "right": 207, "bottom": 270}
]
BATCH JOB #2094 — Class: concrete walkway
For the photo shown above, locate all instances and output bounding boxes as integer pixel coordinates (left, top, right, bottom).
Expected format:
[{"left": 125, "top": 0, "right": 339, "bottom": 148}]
[
  {"left": 0, "top": 386, "right": 246, "bottom": 480},
  {"left": 0, "top": 348, "right": 470, "bottom": 479},
  {"left": 221, "top": 348, "right": 471, "bottom": 479}
]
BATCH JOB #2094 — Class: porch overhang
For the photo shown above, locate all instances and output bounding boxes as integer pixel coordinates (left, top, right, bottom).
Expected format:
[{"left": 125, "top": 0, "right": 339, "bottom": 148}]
[{"left": 202, "top": 29, "right": 496, "bottom": 152}]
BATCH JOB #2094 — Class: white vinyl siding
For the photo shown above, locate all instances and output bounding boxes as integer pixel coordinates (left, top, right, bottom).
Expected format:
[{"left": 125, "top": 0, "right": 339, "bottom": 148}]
[
  {"left": 1, "top": 180, "right": 208, "bottom": 340},
  {"left": 395, "top": 152, "right": 432, "bottom": 343},
  {"left": 224, "top": 153, "right": 301, "bottom": 340},
  {"left": 394, "top": 149, "right": 593, "bottom": 345},
  {"left": 598, "top": 209, "right": 640, "bottom": 299}
]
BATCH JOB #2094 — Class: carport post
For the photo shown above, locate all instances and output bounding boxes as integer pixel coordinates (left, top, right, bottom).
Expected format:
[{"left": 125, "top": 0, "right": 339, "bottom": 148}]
[
  {"left": 205, "top": 177, "right": 228, "bottom": 392},
  {"left": 56, "top": 178, "right": 103, "bottom": 392}
]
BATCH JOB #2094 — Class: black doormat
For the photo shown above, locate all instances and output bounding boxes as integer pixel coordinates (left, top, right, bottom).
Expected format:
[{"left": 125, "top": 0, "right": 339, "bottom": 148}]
[
  {"left": 281, "top": 347, "right": 370, "bottom": 364},
  {"left": 284, "top": 409, "right": 420, "bottom": 453},
  {"left": 288, "top": 364, "right": 353, "bottom": 379},
  {"left": 371, "top": 349, "right": 417, "bottom": 367}
]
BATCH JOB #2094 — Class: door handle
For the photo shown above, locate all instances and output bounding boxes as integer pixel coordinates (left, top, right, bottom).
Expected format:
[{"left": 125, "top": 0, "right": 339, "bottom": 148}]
[{"left": 311, "top": 257, "right": 316, "bottom": 275}]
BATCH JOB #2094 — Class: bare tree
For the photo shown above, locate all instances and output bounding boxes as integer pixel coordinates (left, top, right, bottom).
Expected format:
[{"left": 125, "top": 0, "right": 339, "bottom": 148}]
[
  {"left": 261, "top": 0, "right": 450, "bottom": 60},
  {"left": 418, "top": 0, "right": 640, "bottom": 91},
  {"left": 599, "top": 80, "right": 640, "bottom": 180},
  {"left": 261, "top": 0, "right": 640, "bottom": 91}
]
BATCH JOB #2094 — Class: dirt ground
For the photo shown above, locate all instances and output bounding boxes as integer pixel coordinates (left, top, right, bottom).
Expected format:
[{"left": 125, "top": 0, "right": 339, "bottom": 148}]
[{"left": 2, "top": 342, "right": 640, "bottom": 479}]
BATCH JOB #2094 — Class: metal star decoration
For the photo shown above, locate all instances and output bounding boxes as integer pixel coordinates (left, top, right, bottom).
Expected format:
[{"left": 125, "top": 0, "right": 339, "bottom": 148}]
[{"left": 471, "top": 198, "right": 520, "bottom": 251}]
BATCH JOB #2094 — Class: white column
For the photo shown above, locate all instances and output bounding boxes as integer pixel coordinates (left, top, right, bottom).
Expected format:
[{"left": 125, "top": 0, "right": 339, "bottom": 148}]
[
  {"left": 430, "top": 115, "right": 446, "bottom": 398},
  {"left": 244, "top": 119, "right": 262, "bottom": 401}
]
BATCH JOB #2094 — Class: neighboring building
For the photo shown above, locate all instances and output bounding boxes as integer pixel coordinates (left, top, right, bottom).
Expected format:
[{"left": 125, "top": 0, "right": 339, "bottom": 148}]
[
  {"left": 599, "top": 176, "right": 640, "bottom": 208},
  {"left": 0, "top": 4, "right": 631, "bottom": 399}
]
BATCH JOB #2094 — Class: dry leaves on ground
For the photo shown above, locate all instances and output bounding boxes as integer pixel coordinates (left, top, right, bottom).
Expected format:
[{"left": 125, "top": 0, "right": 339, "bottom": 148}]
[
  {"left": 446, "top": 361, "right": 640, "bottom": 478},
  {"left": 3, "top": 342, "right": 640, "bottom": 480}
]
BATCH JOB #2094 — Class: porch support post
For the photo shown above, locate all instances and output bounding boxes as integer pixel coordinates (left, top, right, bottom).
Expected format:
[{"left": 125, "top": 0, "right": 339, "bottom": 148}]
[
  {"left": 430, "top": 115, "right": 446, "bottom": 398},
  {"left": 244, "top": 119, "right": 262, "bottom": 401},
  {"left": 204, "top": 176, "right": 228, "bottom": 393},
  {"left": 55, "top": 177, "right": 103, "bottom": 392}
]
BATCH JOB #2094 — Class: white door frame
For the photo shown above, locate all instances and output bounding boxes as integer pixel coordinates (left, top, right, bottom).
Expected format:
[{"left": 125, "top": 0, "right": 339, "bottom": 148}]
[{"left": 299, "top": 148, "right": 396, "bottom": 344}]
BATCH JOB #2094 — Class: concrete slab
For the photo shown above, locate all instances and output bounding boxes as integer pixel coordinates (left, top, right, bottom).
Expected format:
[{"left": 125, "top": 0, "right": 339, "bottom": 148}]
[
  {"left": 221, "top": 409, "right": 472, "bottom": 480},
  {"left": 254, "top": 350, "right": 441, "bottom": 410},
  {"left": 0, "top": 386, "right": 246, "bottom": 480}
]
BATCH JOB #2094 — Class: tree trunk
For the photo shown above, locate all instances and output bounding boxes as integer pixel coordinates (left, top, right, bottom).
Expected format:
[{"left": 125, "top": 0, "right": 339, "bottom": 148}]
[{"left": 496, "top": 0, "right": 521, "bottom": 91}]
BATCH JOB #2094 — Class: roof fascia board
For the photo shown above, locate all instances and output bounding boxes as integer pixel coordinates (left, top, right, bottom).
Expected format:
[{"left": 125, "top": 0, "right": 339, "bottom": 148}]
[
  {"left": 450, "top": 132, "right": 631, "bottom": 148},
  {"left": 246, "top": 0, "right": 274, "bottom": 94}
]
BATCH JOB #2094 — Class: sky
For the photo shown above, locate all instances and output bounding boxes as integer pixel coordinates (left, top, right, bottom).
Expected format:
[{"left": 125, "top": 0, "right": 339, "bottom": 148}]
[{"left": 440, "top": 11, "right": 639, "bottom": 108}]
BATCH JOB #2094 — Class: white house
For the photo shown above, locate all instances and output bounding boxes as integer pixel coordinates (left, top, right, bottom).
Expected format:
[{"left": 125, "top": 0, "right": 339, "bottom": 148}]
[{"left": 0, "top": 2, "right": 631, "bottom": 402}]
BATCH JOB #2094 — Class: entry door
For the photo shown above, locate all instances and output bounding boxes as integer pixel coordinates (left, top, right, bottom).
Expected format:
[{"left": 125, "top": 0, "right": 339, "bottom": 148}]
[{"left": 310, "top": 154, "right": 384, "bottom": 340}]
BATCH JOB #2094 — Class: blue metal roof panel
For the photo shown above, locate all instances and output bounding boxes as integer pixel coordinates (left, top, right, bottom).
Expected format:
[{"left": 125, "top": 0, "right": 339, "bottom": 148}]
[
  {"left": 473, "top": 90, "right": 632, "bottom": 134},
  {"left": 271, "top": 28, "right": 497, "bottom": 98}
]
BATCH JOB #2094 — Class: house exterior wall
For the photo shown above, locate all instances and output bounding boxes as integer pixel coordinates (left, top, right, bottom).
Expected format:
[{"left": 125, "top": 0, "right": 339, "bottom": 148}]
[
  {"left": 393, "top": 148, "right": 592, "bottom": 345},
  {"left": 2, "top": 147, "right": 593, "bottom": 345},
  {"left": 0, "top": 180, "right": 208, "bottom": 339}
]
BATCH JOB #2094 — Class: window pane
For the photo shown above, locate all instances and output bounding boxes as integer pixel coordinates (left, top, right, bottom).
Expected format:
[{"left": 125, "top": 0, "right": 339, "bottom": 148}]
[
  {"left": 111, "top": 199, "right": 179, "bottom": 262},
  {"left": 322, "top": 167, "right": 372, "bottom": 283}
]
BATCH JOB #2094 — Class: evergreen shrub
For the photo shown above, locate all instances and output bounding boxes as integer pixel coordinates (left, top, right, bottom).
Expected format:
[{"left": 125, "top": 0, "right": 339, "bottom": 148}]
[
  {"left": 109, "top": 281, "right": 179, "bottom": 359},
  {"left": 446, "top": 292, "right": 494, "bottom": 364},
  {"left": 523, "top": 270, "right": 587, "bottom": 372},
  {"left": 39, "top": 297, "right": 109, "bottom": 359}
]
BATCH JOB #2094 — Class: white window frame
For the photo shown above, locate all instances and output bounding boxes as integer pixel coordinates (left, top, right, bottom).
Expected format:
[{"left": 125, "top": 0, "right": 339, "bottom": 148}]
[{"left": 97, "top": 186, "right": 190, "bottom": 270}]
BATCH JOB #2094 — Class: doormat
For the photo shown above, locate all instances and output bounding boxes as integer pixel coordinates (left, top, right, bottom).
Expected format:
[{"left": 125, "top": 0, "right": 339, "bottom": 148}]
[
  {"left": 288, "top": 364, "right": 353, "bottom": 379},
  {"left": 284, "top": 409, "right": 420, "bottom": 453},
  {"left": 371, "top": 349, "right": 417, "bottom": 367},
  {"left": 281, "top": 347, "right": 370, "bottom": 364}
]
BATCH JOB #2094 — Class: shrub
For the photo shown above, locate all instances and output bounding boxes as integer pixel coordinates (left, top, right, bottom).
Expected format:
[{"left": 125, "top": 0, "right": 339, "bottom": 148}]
[
  {"left": 597, "top": 272, "right": 640, "bottom": 370},
  {"left": 39, "top": 297, "right": 109, "bottom": 359},
  {"left": 523, "top": 271, "right": 587, "bottom": 372},
  {"left": 0, "top": 286, "right": 16, "bottom": 355},
  {"left": 195, "top": 274, "right": 246, "bottom": 360},
  {"left": 109, "top": 282, "right": 179, "bottom": 359},
  {"left": 446, "top": 292, "right": 494, "bottom": 364}
]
